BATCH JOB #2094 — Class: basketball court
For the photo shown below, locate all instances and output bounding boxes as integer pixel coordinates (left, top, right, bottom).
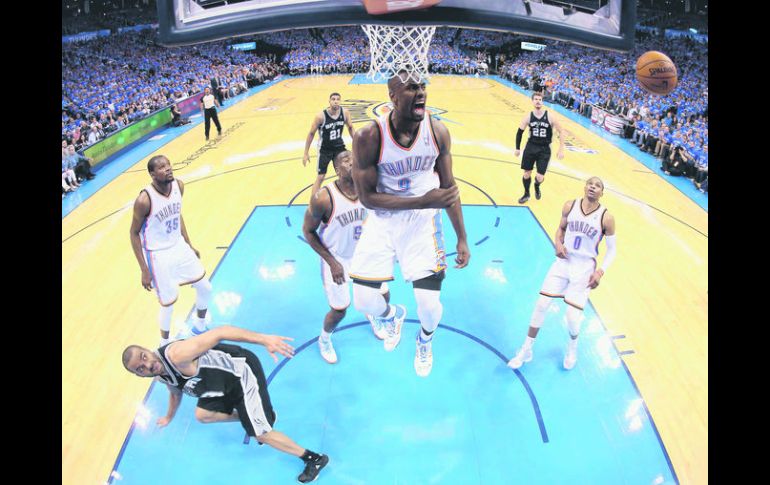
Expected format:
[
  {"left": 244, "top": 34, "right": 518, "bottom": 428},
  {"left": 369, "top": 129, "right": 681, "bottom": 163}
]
[
  {"left": 62, "top": 1, "right": 706, "bottom": 484},
  {"left": 62, "top": 73, "right": 706, "bottom": 484}
]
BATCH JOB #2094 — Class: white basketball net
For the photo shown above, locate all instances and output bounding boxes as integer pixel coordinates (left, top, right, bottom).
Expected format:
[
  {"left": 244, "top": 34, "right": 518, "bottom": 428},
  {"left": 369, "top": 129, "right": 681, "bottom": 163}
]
[{"left": 362, "top": 24, "right": 436, "bottom": 82}]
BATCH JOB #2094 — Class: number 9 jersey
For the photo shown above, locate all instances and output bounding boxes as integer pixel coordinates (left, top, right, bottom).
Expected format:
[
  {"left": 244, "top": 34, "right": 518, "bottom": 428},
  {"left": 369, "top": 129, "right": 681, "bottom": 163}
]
[{"left": 375, "top": 112, "right": 440, "bottom": 197}]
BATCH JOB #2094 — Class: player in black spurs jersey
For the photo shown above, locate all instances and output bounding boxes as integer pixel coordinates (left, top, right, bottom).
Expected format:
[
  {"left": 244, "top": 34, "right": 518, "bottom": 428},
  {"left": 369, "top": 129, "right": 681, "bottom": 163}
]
[
  {"left": 122, "top": 325, "right": 329, "bottom": 483},
  {"left": 303, "top": 92, "right": 356, "bottom": 200},
  {"left": 515, "top": 92, "right": 565, "bottom": 203}
]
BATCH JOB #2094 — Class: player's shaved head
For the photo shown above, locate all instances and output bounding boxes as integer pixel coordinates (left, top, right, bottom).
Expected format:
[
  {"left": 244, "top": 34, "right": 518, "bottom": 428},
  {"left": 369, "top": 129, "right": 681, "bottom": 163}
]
[
  {"left": 388, "top": 69, "right": 423, "bottom": 96},
  {"left": 333, "top": 150, "right": 351, "bottom": 169},
  {"left": 122, "top": 345, "right": 144, "bottom": 371}
]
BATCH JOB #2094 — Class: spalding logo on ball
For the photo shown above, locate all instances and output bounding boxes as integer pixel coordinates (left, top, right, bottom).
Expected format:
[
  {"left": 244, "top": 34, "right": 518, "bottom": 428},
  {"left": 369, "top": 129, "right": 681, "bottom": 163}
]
[{"left": 636, "top": 51, "right": 678, "bottom": 95}]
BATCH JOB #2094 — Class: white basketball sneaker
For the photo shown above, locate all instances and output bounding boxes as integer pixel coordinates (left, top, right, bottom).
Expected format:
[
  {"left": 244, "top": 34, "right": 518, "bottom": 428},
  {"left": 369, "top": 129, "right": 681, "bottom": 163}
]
[
  {"left": 318, "top": 336, "right": 337, "bottom": 364},
  {"left": 507, "top": 346, "right": 533, "bottom": 369},
  {"left": 190, "top": 313, "right": 211, "bottom": 335},
  {"left": 414, "top": 336, "right": 433, "bottom": 377},
  {"left": 367, "top": 314, "right": 387, "bottom": 340},
  {"left": 563, "top": 341, "right": 578, "bottom": 370},
  {"left": 382, "top": 305, "right": 407, "bottom": 352}
]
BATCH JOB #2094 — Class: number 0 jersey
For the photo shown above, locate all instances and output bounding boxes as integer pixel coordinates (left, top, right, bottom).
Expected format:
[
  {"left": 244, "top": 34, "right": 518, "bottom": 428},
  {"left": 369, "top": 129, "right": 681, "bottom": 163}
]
[
  {"left": 318, "top": 181, "right": 367, "bottom": 259},
  {"left": 141, "top": 180, "right": 182, "bottom": 251},
  {"left": 375, "top": 113, "right": 440, "bottom": 197},
  {"left": 564, "top": 198, "right": 607, "bottom": 260}
]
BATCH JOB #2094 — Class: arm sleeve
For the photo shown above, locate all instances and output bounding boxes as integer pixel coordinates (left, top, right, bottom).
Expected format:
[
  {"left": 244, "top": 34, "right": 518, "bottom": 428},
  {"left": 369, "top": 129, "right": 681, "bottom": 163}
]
[
  {"left": 516, "top": 128, "right": 524, "bottom": 150},
  {"left": 600, "top": 235, "right": 617, "bottom": 272}
]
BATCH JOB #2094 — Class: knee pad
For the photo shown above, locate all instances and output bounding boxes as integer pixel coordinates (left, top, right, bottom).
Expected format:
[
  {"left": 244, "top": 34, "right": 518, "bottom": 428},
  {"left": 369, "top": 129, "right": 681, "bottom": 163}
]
[
  {"left": 566, "top": 305, "right": 584, "bottom": 337},
  {"left": 159, "top": 304, "right": 174, "bottom": 332},
  {"left": 414, "top": 288, "right": 443, "bottom": 333},
  {"left": 352, "top": 282, "right": 388, "bottom": 316},
  {"left": 192, "top": 278, "right": 212, "bottom": 310},
  {"left": 412, "top": 270, "right": 445, "bottom": 291}
]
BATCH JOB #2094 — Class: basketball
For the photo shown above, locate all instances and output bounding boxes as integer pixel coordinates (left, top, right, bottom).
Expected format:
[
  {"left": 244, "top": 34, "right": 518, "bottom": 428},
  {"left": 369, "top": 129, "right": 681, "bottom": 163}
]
[{"left": 636, "top": 51, "right": 678, "bottom": 95}]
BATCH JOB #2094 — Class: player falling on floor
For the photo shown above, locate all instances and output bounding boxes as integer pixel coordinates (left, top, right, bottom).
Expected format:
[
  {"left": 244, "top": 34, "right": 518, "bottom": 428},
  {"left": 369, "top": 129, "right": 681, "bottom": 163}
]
[
  {"left": 122, "top": 326, "right": 329, "bottom": 483},
  {"left": 303, "top": 92, "right": 356, "bottom": 199},
  {"left": 130, "top": 155, "right": 212, "bottom": 346},
  {"left": 515, "top": 92, "right": 565, "bottom": 204},
  {"left": 508, "top": 176, "right": 616, "bottom": 370},
  {"left": 350, "top": 70, "right": 470, "bottom": 378},
  {"left": 302, "top": 150, "right": 391, "bottom": 364}
]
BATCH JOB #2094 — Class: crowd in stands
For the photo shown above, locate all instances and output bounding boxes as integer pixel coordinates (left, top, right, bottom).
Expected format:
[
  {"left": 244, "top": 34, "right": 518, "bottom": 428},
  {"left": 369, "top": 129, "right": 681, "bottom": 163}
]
[
  {"left": 62, "top": 16, "right": 708, "bottom": 197},
  {"left": 499, "top": 34, "right": 708, "bottom": 193},
  {"left": 62, "top": 29, "right": 282, "bottom": 151}
]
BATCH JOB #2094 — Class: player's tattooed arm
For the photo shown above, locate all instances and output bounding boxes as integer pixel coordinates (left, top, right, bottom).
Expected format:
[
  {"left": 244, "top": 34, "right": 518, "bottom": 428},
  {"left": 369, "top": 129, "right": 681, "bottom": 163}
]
[
  {"left": 302, "top": 189, "right": 345, "bottom": 284},
  {"left": 432, "top": 118, "right": 469, "bottom": 269},
  {"left": 130, "top": 191, "right": 152, "bottom": 290},
  {"left": 554, "top": 200, "right": 572, "bottom": 259}
]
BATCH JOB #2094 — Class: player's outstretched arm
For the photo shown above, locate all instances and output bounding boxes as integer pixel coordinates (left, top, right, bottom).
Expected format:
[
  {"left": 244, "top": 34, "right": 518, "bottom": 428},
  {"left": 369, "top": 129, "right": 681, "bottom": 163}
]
[
  {"left": 302, "top": 189, "right": 345, "bottom": 284},
  {"left": 352, "top": 122, "right": 459, "bottom": 211},
  {"left": 167, "top": 325, "right": 295, "bottom": 365},
  {"left": 432, "top": 118, "right": 470, "bottom": 268},
  {"left": 129, "top": 192, "right": 152, "bottom": 290}
]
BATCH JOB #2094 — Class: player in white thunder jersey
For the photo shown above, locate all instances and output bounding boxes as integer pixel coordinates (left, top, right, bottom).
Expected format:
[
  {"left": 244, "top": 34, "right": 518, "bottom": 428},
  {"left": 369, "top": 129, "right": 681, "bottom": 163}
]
[
  {"left": 350, "top": 70, "right": 470, "bottom": 378},
  {"left": 302, "top": 150, "right": 391, "bottom": 364},
  {"left": 508, "top": 176, "right": 617, "bottom": 371},
  {"left": 130, "top": 155, "right": 213, "bottom": 346}
]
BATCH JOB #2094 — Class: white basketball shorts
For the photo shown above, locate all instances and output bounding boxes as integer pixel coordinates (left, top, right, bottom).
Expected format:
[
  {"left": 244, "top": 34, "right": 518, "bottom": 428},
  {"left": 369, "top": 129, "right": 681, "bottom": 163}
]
[
  {"left": 349, "top": 208, "right": 447, "bottom": 283},
  {"left": 539, "top": 256, "right": 597, "bottom": 310},
  {"left": 144, "top": 238, "right": 206, "bottom": 306},
  {"left": 322, "top": 255, "right": 389, "bottom": 310}
]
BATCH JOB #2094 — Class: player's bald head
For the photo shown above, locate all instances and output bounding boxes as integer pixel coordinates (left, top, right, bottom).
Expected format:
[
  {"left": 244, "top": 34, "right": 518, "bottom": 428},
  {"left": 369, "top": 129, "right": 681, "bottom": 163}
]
[{"left": 388, "top": 69, "right": 423, "bottom": 95}]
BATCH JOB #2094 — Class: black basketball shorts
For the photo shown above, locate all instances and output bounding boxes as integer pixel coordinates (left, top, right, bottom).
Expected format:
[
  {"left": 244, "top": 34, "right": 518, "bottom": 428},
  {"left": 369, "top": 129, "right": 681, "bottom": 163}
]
[
  {"left": 196, "top": 351, "right": 276, "bottom": 438},
  {"left": 521, "top": 144, "right": 552, "bottom": 175},
  {"left": 317, "top": 145, "right": 347, "bottom": 175}
]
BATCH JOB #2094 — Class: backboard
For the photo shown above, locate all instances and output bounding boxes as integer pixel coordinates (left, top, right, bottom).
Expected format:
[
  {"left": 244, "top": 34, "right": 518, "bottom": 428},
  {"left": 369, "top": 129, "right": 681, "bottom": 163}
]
[{"left": 157, "top": 0, "right": 636, "bottom": 51}]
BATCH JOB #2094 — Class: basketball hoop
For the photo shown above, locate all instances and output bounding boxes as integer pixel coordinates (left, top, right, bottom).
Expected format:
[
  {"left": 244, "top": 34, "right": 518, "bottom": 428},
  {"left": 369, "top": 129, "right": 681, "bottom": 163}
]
[{"left": 361, "top": 24, "right": 436, "bottom": 83}]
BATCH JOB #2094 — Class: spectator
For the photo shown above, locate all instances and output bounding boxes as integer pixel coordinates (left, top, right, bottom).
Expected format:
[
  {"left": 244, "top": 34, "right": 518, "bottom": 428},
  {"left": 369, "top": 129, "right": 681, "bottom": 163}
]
[
  {"left": 170, "top": 103, "right": 191, "bottom": 127},
  {"left": 66, "top": 145, "right": 96, "bottom": 181}
]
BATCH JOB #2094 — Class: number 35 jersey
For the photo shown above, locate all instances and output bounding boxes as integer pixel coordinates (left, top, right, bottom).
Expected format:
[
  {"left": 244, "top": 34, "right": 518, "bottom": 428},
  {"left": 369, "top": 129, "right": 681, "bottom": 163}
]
[
  {"left": 564, "top": 198, "right": 607, "bottom": 260},
  {"left": 141, "top": 180, "right": 183, "bottom": 251},
  {"left": 375, "top": 113, "right": 440, "bottom": 197}
]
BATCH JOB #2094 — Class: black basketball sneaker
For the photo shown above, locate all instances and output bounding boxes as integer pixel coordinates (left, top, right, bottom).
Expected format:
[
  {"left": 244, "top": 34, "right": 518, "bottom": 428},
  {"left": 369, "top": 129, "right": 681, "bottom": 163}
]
[{"left": 298, "top": 454, "right": 329, "bottom": 483}]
